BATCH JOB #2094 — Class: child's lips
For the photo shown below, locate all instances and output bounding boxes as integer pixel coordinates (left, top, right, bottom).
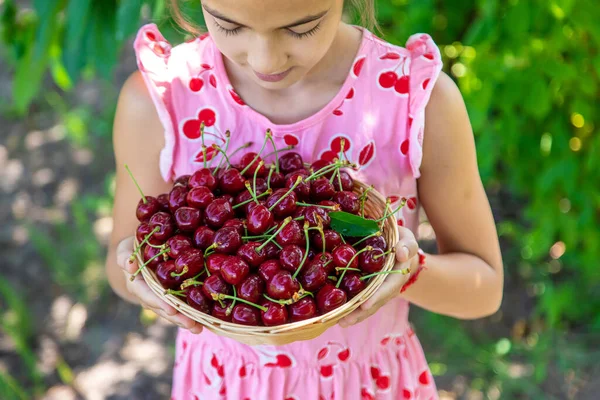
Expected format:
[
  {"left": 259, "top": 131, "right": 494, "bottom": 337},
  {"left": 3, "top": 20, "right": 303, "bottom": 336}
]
[{"left": 254, "top": 68, "right": 292, "bottom": 82}]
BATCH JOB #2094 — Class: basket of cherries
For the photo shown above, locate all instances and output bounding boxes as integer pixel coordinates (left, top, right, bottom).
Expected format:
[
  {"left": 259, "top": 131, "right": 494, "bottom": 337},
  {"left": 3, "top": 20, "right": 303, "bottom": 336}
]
[{"left": 128, "top": 128, "right": 408, "bottom": 345}]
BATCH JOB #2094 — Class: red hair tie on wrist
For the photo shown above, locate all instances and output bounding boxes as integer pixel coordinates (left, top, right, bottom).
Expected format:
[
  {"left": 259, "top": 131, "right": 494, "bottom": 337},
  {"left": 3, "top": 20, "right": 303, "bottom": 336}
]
[{"left": 400, "top": 249, "right": 427, "bottom": 294}]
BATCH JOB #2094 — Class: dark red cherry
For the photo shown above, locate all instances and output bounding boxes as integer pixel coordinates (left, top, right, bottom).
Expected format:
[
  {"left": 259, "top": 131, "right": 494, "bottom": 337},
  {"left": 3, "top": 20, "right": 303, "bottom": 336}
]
[
  {"left": 148, "top": 211, "right": 175, "bottom": 242},
  {"left": 205, "top": 253, "right": 228, "bottom": 275},
  {"left": 240, "top": 152, "right": 267, "bottom": 178},
  {"left": 276, "top": 219, "right": 304, "bottom": 247},
  {"left": 332, "top": 244, "right": 358, "bottom": 269},
  {"left": 193, "top": 226, "right": 215, "bottom": 250},
  {"left": 361, "top": 235, "right": 387, "bottom": 251},
  {"left": 279, "top": 245, "right": 305, "bottom": 273},
  {"left": 310, "top": 178, "right": 335, "bottom": 201},
  {"left": 266, "top": 270, "right": 299, "bottom": 300},
  {"left": 214, "top": 226, "right": 242, "bottom": 254},
  {"left": 168, "top": 185, "right": 188, "bottom": 213},
  {"left": 202, "top": 274, "right": 231, "bottom": 300},
  {"left": 156, "top": 260, "right": 181, "bottom": 289},
  {"left": 316, "top": 283, "right": 347, "bottom": 313},
  {"left": 232, "top": 304, "right": 261, "bottom": 326},
  {"left": 359, "top": 248, "right": 386, "bottom": 273},
  {"left": 186, "top": 186, "right": 215, "bottom": 209},
  {"left": 279, "top": 152, "right": 304, "bottom": 174},
  {"left": 220, "top": 256, "right": 250, "bottom": 285},
  {"left": 258, "top": 259, "right": 281, "bottom": 282},
  {"left": 212, "top": 300, "right": 233, "bottom": 322},
  {"left": 334, "top": 170, "right": 354, "bottom": 192},
  {"left": 142, "top": 245, "right": 163, "bottom": 271},
  {"left": 289, "top": 297, "right": 317, "bottom": 322},
  {"left": 263, "top": 241, "right": 281, "bottom": 259},
  {"left": 247, "top": 204, "right": 274, "bottom": 235},
  {"left": 166, "top": 235, "right": 193, "bottom": 259},
  {"left": 186, "top": 286, "right": 212, "bottom": 313},
  {"left": 174, "top": 174, "right": 191, "bottom": 188},
  {"left": 189, "top": 168, "right": 217, "bottom": 191},
  {"left": 304, "top": 206, "right": 332, "bottom": 228},
  {"left": 234, "top": 190, "right": 254, "bottom": 215},
  {"left": 299, "top": 258, "right": 328, "bottom": 292},
  {"left": 236, "top": 242, "right": 267, "bottom": 268},
  {"left": 223, "top": 218, "right": 245, "bottom": 235},
  {"left": 174, "top": 206, "right": 202, "bottom": 233},
  {"left": 340, "top": 272, "right": 366, "bottom": 298},
  {"left": 333, "top": 191, "right": 360, "bottom": 214},
  {"left": 175, "top": 248, "right": 204, "bottom": 279},
  {"left": 285, "top": 171, "right": 310, "bottom": 200},
  {"left": 156, "top": 193, "right": 170, "bottom": 212},
  {"left": 314, "top": 252, "right": 334, "bottom": 275},
  {"left": 205, "top": 198, "right": 234, "bottom": 228},
  {"left": 310, "top": 159, "right": 333, "bottom": 177},
  {"left": 136, "top": 196, "right": 160, "bottom": 222},
  {"left": 219, "top": 168, "right": 246, "bottom": 195},
  {"left": 260, "top": 300, "right": 288, "bottom": 326},
  {"left": 253, "top": 178, "right": 268, "bottom": 195},
  {"left": 266, "top": 188, "right": 297, "bottom": 219},
  {"left": 221, "top": 194, "right": 235, "bottom": 206},
  {"left": 311, "top": 229, "right": 342, "bottom": 252},
  {"left": 136, "top": 222, "right": 161, "bottom": 245},
  {"left": 269, "top": 171, "right": 285, "bottom": 189},
  {"left": 237, "top": 274, "right": 265, "bottom": 304}
]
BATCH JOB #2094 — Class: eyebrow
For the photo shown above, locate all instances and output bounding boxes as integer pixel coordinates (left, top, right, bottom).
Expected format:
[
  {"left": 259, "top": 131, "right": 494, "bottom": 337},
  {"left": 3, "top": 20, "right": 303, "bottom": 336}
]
[{"left": 203, "top": 5, "right": 329, "bottom": 29}]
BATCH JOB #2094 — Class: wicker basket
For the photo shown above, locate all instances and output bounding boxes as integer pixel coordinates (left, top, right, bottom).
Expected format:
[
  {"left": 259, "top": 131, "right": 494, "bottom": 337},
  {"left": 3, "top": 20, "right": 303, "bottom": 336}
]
[{"left": 134, "top": 180, "right": 399, "bottom": 346}]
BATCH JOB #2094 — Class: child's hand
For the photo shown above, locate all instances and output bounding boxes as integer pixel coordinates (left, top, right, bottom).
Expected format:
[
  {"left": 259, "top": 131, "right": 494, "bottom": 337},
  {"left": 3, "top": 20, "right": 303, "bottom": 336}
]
[
  {"left": 338, "top": 227, "right": 420, "bottom": 328},
  {"left": 117, "top": 237, "right": 203, "bottom": 334}
]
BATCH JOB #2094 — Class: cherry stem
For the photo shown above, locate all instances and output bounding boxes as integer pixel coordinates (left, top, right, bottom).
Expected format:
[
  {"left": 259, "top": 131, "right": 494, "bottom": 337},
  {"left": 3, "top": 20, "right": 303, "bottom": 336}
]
[
  {"left": 263, "top": 294, "right": 293, "bottom": 306},
  {"left": 308, "top": 225, "right": 326, "bottom": 254},
  {"left": 204, "top": 242, "right": 218, "bottom": 258},
  {"left": 268, "top": 176, "right": 303, "bottom": 211},
  {"left": 335, "top": 267, "right": 361, "bottom": 272},
  {"left": 292, "top": 222, "right": 311, "bottom": 280},
  {"left": 375, "top": 198, "right": 407, "bottom": 223},
  {"left": 165, "top": 289, "right": 187, "bottom": 297},
  {"left": 360, "top": 267, "right": 411, "bottom": 281},
  {"left": 131, "top": 246, "right": 170, "bottom": 280},
  {"left": 180, "top": 278, "right": 204, "bottom": 290},
  {"left": 200, "top": 122, "right": 207, "bottom": 169},
  {"left": 226, "top": 286, "right": 237, "bottom": 316},
  {"left": 329, "top": 168, "right": 339, "bottom": 184},
  {"left": 240, "top": 131, "right": 270, "bottom": 176},
  {"left": 374, "top": 248, "right": 395, "bottom": 259},
  {"left": 212, "top": 293, "right": 267, "bottom": 312},
  {"left": 306, "top": 161, "right": 350, "bottom": 181},
  {"left": 359, "top": 185, "right": 374, "bottom": 217},
  {"left": 327, "top": 275, "right": 338, "bottom": 281},
  {"left": 352, "top": 230, "right": 382, "bottom": 248},
  {"left": 124, "top": 164, "right": 147, "bottom": 204},
  {"left": 266, "top": 165, "right": 275, "bottom": 190},
  {"left": 337, "top": 169, "right": 344, "bottom": 191},
  {"left": 211, "top": 144, "right": 233, "bottom": 169},
  {"left": 263, "top": 145, "right": 294, "bottom": 160},
  {"left": 256, "top": 217, "right": 292, "bottom": 252},
  {"left": 296, "top": 202, "right": 338, "bottom": 210},
  {"left": 265, "top": 129, "right": 280, "bottom": 174},
  {"left": 129, "top": 226, "right": 160, "bottom": 262},
  {"left": 336, "top": 246, "right": 373, "bottom": 288},
  {"left": 210, "top": 130, "right": 229, "bottom": 170},
  {"left": 245, "top": 181, "right": 259, "bottom": 204},
  {"left": 233, "top": 189, "right": 272, "bottom": 210},
  {"left": 252, "top": 161, "right": 264, "bottom": 199},
  {"left": 170, "top": 265, "right": 189, "bottom": 278}
]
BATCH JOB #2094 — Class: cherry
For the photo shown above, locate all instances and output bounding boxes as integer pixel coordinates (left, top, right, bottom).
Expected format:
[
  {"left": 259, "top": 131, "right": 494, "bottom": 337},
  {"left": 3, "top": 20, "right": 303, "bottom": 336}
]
[
  {"left": 279, "top": 245, "right": 305, "bottom": 274},
  {"left": 239, "top": 152, "right": 267, "bottom": 178},
  {"left": 394, "top": 75, "right": 409, "bottom": 94},
  {"left": 263, "top": 241, "right": 281, "bottom": 259},
  {"left": 316, "top": 283, "right": 347, "bottom": 313},
  {"left": 220, "top": 256, "right": 250, "bottom": 285},
  {"left": 333, "top": 171, "right": 354, "bottom": 192},
  {"left": 234, "top": 190, "right": 255, "bottom": 215},
  {"left": 246, "top": 200, "right": 266, "bottom": 215},
  {"left": 232, "top": 304, "right": 261, "bottom": 326},
  {"left": 148, "top": 212, "right": 175, "bottom": 242},
  {"left": 206, "top": 253, "right": 229, "bottom": 275},
  {"left": 310, "top": 178, "right": 335, "bottom": 201},
  {"left": 304, "top": 206, "right": 332, "bottom": 228},
  {"left": 279, "top": 152, "right": 304, "bottom": 174},
  {"left": 310, "top": 159, "right": 333, "bottom": 177},
  {"left": 202, "top": 274, "right": 231, "bottom": 300},
  {"left": 237, "top": 242, "right": 267, "bottom": 268},
  {"left": 247, "top": 204, "right": 274, "bottom": 235},
  {"left": 268, "top": 170, "right": 285, "bottom": 189},
  {"left": 266, "top": 188, "right": 298, "bottom": 218},
  {"left": 299, "top": 258, "right": 328, "bottom": 292},
  {"left": 362, "top": 235, "right": 387, "bottom": 251},
  {"left": 212, "top": 300, "right": 233, "bottom": 322},
  {"left": 266, "top": 270, "right": 299, "bottom": 300},
  {"left": 237, "top": 274, "right": 265, "bottom": 304},
  {"left": 333, "top": 191, "right": 360, "bottom": 214},
  {"left": 289, "top": 297, "right": 317, "bottom": 322},
  {"left": 379, "top": 71, "right": 398, "bottom": 88},
  {"left": 253, "top": 178, "right": 268, "bottom": 195},
  {"left": 359, "top": 248, "right": 386, "bottom": 273},
  {"left": 189, "top": 168, "right": 217, "bottom": 191},
  {"left": 205, "top": 198, "right": 234, "bottom": 228},
  {"left": 174, "top": 206, "right": 202, "bottom": 233},
  {"left": 193, "top": 225, "right": 215, "bottom": 250},
  {"left": 156, "top": 193, "right": 170, "bottom": 212},
  {"left": 174, "top": 174, "right": 191, "bottom": 188},
  {"left": 136, "top": 196, "right": 160, "bottom": 222},
  {"left": 332, "top": 244, "right": 358, "bottom": 269},
  {"left": 312, "top": 230, "right": 342, "bottom": 253},
  {"left": 186, "top": 286, "right": 212, "bottom": 313},
  {"left": 315, "top": 252, "right": 335, "bottom": 275},
  {"left": 219, "top": 168, "right": 246, "bottom": 194},
  {"left": 260, "top": 300, "right": 288, "bottom": 326},
  {"left": 166, "top": 235, "right": 193, "bottom": 259},
  {"left": 221, "top": 194, "right": 235, "bottom": 206},
  {"left": 136, "top": 223, "right": 161, "bottom": 245},
  {"left": 214, "top": 226, "right": 242, "bottom": 254},
  {"left": 276, "top": 219, "right": 304, "bottom": 247},
  {"left": 175, "top": 248, "right": 204, "bottom": 279},
  {"left": 186, "top": 186, "right": 214, "bottom": 209},
  {"left": 285, "top": 171, "right": 310, "bottom": 200},
  {"left": 340, "top": 272, "right": 366, "bottom": 298},
  {"left": 156, "top": 260, "right": 182, "bottom": 289},
  {"left": 258, "top": 259, "right": 281, "bottom": 282},
  {"left": 142, "top": 245, "right": 163, "bottom": 270},
  {"left": 168, "top": 185, "right": 188, "bottom": 213},
  {"left": 223, "top": 218, "right": 245, "bottom": 235}
]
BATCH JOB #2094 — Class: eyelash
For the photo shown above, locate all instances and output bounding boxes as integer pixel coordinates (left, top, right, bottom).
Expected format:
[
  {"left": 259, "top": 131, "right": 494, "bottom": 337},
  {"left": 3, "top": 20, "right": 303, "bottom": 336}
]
[{"left": 213, "top": 20, "right": 322, "bottom": 39}]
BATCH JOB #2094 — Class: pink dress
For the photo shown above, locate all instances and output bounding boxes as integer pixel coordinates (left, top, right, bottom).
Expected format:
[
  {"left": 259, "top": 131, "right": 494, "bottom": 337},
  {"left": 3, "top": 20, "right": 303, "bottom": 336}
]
[{"left": 133, "top": 23, "right": 443, "bottom": 400}]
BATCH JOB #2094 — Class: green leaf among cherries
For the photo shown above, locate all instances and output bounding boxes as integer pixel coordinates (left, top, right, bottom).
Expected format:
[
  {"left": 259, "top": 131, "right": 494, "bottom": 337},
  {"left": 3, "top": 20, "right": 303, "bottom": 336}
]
[{"left": 329, "top": 211, "right": 379, "bottom": 237}]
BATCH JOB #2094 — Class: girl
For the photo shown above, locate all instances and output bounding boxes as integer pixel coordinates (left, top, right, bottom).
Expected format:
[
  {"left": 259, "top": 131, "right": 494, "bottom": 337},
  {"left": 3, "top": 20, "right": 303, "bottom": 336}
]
[{"left": 106, "top": 0, "right": 504, "bottom": 398}]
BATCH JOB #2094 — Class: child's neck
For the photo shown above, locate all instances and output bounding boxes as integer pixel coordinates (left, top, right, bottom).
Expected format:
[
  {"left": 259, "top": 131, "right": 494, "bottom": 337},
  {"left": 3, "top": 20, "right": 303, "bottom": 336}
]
[{"left": 224, "top": 23, "right": 363, "bottom": 125}]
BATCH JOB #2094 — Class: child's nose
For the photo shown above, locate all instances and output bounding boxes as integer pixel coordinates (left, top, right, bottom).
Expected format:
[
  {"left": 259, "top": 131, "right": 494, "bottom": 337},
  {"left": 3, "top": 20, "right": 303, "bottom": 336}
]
[{"left": 247, "top": 36, "right": 287, "bottom": 75}]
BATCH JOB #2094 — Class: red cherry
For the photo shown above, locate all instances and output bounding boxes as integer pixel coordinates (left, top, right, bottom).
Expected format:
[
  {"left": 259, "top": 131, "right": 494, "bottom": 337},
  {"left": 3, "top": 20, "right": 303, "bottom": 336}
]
[
  {"left": 312, "top": 230, "right": 342, "bottom": 252},
  {"left": 205, "top": 198, "right": 234, "bottom": 228},
  {"left": 276, "top": 220, "right": 304, "bottom": 247},
  {"left": 334, "top": 171, "right": 354, "bottom": 192},
  {"left": 202, "top": 274, "right": 231, "bottom": 299},
  {"left": 260, "top": 300, "right": 288, "bottom": 326},
  {"left": 379, "top": 71, "right": 398, "bottom": 89},
  {"left": 168, "top": 185, "right": 188, "bottom": 213},
  {"left": 232, "top": 304, "right": 261, "bottom": 326},
  {"left": 189, "top": 168, "right": 217, "bottom": 191},
  {"left": 205, "top": 253, "right": 228, "bottom": 275},
  {"left": 156, "top": 260, "right": 182, "bottom": 289},
  {"left": 278, "top": 152, "right": 304, "bottom": 174},
  {"left": 285, "top": 171, "right": 310, "bottom": 200},
  {"left": 247, "top": 204, "right": 274, "bottom": 235},
  {"left": 237, "top": 274, "right": 265, "bottom": 304},
  {"left": 263, "top": 241, "right": 281, "bottom": 260},
  {"left": 332, "top": 244, "right": 358, "bottom": 269},
  {"left": 193, "top": 225, "right": 215, "bottom": 250},
  {"left": 310, "top": 178, "right": 335, "bottom": 201},
  {"left": 220, "top": 256, "right": 250, "bottom": 285},
  {"left": 395, "top": 75, "right": 409, "bottom": 94},
  {"left": 186, "top": 286, "right": 212, "bottom": 313},
  {"left": 288, "top": 297, "right": 317, "bottom": 322},
  {"left": 212, "top": 300, "right": 233, "bottom": 321},
  {"left": 316, "top": 283, "right": 347, "bottom": 313},
  {"left": 310, "top": 159, "right": 333, "bottom": 176},
  {"left": 148, "top": 212, "right": 175, "bottom": 242},
  {"left": 166, "top": 235, "right": 193, "bottom": 259},
  {"left": 362, "top": 235, "right": 387, "bottom": 252},
  {"left": 156, "top": 193, "right": 169, "bottom": 212},
  {"left": 266, "top": 270, "right": 299, "bottom": 300},
  {"left": 331, "top": 136, "right": 351, "bottom": 153},
  {"left": 186, "top": 186, "right": 215, "bottom": 209},
  {"left": 223, "top": 218, "right": 245, "bottom": 235},
  {"left": 239, "top": 152, "right": 266, "bottom": 178},
  {"left": 340, "top": 272, "right": 366, "bottom": 297},
  {"left": 266, "top": 188, "right": 298, "bottom": 219},
  {"left": 332, "top": 191, "right": 359, "bottom": 214},
  {"left": 219, "top": 168, "right": 246, "bottom": 195},
  {"left": 189, "top": 77, "right": 204, "bottom": 92},
  {"left": 359, "top": 248, "right": 385, "bottom": 274},
  {"left": 174, "top": 206, "right": 202, "bottom": 232},
  {"left": 268, "top": 171, "right": 285, "bottom": 189},
  {"left": 213, "top": 226, "right": 242, "bottom": 254},
  {"left": 174, "top": 174, "right": 191, "bottom": 188},
  {"left": 299, "top": 258, "right": 328, "bottom": 292},
  {"left": 174, "top": 248, "right": 204, "bottom": 279},
  {"left": 198, "top": 108, "right": 216, "bottom": 127},
  {"left": 236, "top": 242, "right": 267, "bottom": 268},
  {"left": 136, "top": 196, "right": 160, "bottom": 222},
  {"left": 258, "top": 259, "right": 282, "bottom": 282},
  {"left": 279, "top": 245, "right": 306, "bottom": 274}
]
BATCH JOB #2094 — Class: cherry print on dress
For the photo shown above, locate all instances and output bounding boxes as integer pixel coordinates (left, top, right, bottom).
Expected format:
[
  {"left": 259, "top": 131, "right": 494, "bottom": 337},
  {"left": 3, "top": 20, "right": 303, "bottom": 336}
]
[
  {"left": 320, "top": 364, "right": 335, "bottom": 378},
  {"left": 320, "top": 135, "right": 353, "bottom": 163},
  {"left": 419, "top": 370, "right": 430, "bottom": 385},
  {"left": 379, "top": 52, "right": 401, "bottom": 60},
  {"left": 332, "top": 87, "right": 356, "bottom": 116},
  {"left": 378, "top": 56, "right": 409, "bottom": 97},
  {"left": 405, "top": 197, "right": 418, "bottom": 213},
  {"left": 239, "top": 362, "right": 255, "bottom": 378},
  {"left": 228, "top": 86, "right": 246, "bottom": 106},
  {"left": 352, "top": 56, "right": 367, "bottom": 78},
  {"left": 358, "top": 141, "right": 376, "bottom": 168},
  {"left": 189, "top": 64, "right": 216, "bottom": 93},
  {"left": 361, "top": 387, "right": 375, "bottom": 400},
  {"left": 403, "top": 389, "right": 413, "bottom": 399},
  {"left": 400, "top": 139, "right": 410, "bottom": 156},
  {"left": 182, "top": 108, "right": 217, "bottom": 139},
  {"left": 284, "top": 134, "right": 299, "bottom": 146}
]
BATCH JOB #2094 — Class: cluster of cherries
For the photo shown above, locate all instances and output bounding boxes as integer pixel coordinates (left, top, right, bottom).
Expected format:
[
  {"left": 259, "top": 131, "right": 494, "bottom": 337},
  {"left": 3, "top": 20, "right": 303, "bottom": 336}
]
[{"left": 128, "top": 129, "right": 406, "bottom": 327}]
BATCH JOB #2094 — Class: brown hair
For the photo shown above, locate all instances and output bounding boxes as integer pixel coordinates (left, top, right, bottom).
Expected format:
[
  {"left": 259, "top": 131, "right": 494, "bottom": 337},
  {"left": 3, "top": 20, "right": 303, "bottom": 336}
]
[{"left": 168, "top": 0, "right": 380, "bottom": 36}]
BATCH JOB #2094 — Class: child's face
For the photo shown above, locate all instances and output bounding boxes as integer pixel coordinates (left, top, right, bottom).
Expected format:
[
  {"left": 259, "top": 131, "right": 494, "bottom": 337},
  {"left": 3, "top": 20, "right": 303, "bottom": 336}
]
[{"left": 201, "top": 0, "right": 344, "bottom": 89}]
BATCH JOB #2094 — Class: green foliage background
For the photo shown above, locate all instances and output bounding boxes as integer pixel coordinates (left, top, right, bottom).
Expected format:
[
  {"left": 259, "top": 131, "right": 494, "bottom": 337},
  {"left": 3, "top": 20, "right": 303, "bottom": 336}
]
[{"left": 0, "top": 0, "right": 598, "bottom": 399}]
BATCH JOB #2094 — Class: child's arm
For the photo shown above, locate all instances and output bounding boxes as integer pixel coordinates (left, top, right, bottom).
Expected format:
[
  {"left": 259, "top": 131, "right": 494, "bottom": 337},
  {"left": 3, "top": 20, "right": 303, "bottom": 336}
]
[
  {"left": 340, "top": 72, "right": 503, "bottom": 326},
  {"left": 105, "top": 71, "right": 202, "bottom": 332}
]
